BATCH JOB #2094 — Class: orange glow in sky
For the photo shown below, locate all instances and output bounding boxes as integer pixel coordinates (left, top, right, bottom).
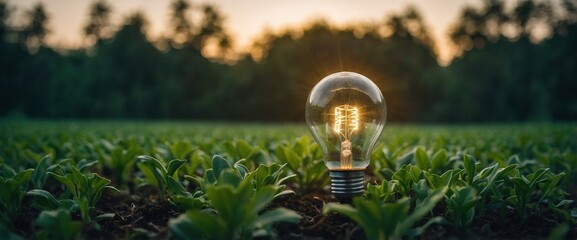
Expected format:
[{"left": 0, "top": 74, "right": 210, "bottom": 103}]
[{"left": 7, "top": 0, "right": 481, "bottom": 64}]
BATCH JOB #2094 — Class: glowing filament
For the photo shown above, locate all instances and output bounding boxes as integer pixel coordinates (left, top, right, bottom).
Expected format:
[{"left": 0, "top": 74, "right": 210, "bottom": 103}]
[
  {"left": 334, "top": 105, "right": 360, "bottom": 169},
  {"left": 334, "top": 105, "right": 359, "bottom": 139}
]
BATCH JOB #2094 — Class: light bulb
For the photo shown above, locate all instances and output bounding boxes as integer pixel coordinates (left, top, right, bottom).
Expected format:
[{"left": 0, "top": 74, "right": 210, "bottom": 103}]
[{"left": 305, "top": 72, "right": 386, "bottom": 202}]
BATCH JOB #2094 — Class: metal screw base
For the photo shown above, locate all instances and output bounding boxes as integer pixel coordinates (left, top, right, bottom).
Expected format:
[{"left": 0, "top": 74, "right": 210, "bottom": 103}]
[{"left": 329, "top": 170, "right": 365, "bottom": 203}]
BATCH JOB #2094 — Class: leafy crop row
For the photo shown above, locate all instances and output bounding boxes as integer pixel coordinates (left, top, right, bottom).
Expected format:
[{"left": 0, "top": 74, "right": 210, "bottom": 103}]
[{"left": 0, "top": 121, "right": 576, "bottom": 239}]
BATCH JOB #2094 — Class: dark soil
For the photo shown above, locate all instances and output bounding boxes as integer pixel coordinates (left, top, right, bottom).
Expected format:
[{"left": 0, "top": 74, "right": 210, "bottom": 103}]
[
  {"left": 266, "top": 194, "right": 365, "bottom": 240},
  {"left": 11, "top": 186, "right": 577, "bottom": 240}
]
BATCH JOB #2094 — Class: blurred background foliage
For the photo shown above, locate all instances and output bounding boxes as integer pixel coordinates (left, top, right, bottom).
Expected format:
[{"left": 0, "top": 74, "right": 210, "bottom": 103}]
[{"left": 0, "top": 0, "right": 576, "bottom": 122}]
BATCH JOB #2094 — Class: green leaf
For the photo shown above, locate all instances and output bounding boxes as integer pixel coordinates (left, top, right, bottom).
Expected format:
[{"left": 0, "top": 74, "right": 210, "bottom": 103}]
[
  {"left": 12, "top": 169, "right": 34, "bottom": 188},
  {"left": 219, "top": 170, "right": 243, "bottom": 187},
  {"left": 424, "top": 171, "right": 444, "bottom": 190},
  {"left": 36, "top": 209, "right": 81, "bottom": 240},
  {"left": 380, "top": 198, "right": 410, "bottom": 238},
  {"left": 479, "top": 164, "right": 516, "bottom": 195},
  {"left": 169, "top": 210, "right": 226, "bottom": 240},
  {"left": 204, "top": 169, "right": 216, "bottom": 185},
  {"left": 212, "top": 155, "right": 232, "bottom": 179},
  {"left": 167, "top": 176, "right": 190, "bottom": 196},
  {"left": 415, "top": 147, "right": 429, "bottom": 170},
  {"left": 322, "top": 203, "right": 362, "bottom": 223},
  {"left": 253, "top": 208, "right": 300, "bottom": 228},
  {"left": 446, "top": 186, "right": 479, "bottom": 228},
  {"left": 169, "top": 195, "right": 205, "bottom": 211},
  {"left": 94, "top": 213, "right": 115, "bottom": 221},
  {"left": 463, "top": 154, "right": 476, "bottom": 186},
  {"left": 431, "top": 149, "right": 447, "bottom": 172},
  {"left": 401, "top": 187, "right": 447, "bottom": 232},
  {"left": 413, "top": 179, "right": 430, "bottom": 201},
  {"left": 47, "top": 172, "right": 77, "bottom": 199},
  {"left": 249, "top": 186, "right": 277, "bottom": 215},
  {"left": 396, "top": 150, "right": 415, "bottom": 167},
  {"left": 32, "top": 155, "right": 51, "bottom": 189},
  {"left": 275, "top": 146, "right": 300, "bottom": 171},
  {"left": 76, "top": 159, "right": 98, "bottom": 172},
  {"left": 167, "top": 159, "right": 187, "bottom": 177},
  {"left": 137, "top": 155, "right": 167, "bottom": 176},
  {"left": 170, "top": 141, "right": 193, "bottom": 159},
  {"left": 26, "top": 189, "right": 59, "bottom": 210},
  {"left": 137, "top": 162, "right": 160, "bottom": 188},
  {"left": 234, "top": 163, "right": 249, "bottom": 178},
  {"left": 235, "top": 140, "right": 254, "bottom": 158}
]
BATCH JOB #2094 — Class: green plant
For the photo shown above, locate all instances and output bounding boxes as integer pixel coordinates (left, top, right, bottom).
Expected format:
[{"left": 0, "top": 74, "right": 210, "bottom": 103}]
[
  {"left": 323, "top": 187, "right": 447, "bottom": 240},
  {"left": 170, "top": 161, "right": 300, "bottom": 239},
  {"left": 274, "top": 137, "right": 328, "bottom": 194},
  {"left": 0, "top": 166, "right": 34, "bottom": 218},
  {"left": 370, "top": 144, "right": 399, "bottom": 179},
  {"left": 423, "top": 169, "right": 463, "bottom": 191},
  {"left": 136, "top": 155, "right": 189, "bottom": 201},
  {"left": 224, "top": 139, "right": 272, "bottom": 168},
  {"left": 365, "top": 179, "right": 397, "bottom": 202},
  {"left": 508, "top": 168, "right": 565, "bottom": 220},
  {"left": 179, "top": 155, "right": 294, "bottom": 211},
  {"left": 35, "top": 209, "right": 81, "bottom": 240},
  {"left": 170, "top": 140, "right": 211, "bottom": 177},
  {"left": 47, "top": 165, "right": 118, "bottom": 223},
  {"left": 186, "top": 155, "right": 249, "bottom": 193},
  {"left": 26, "top": 189, "right": 76, "bottom": 211},
  {"left": 391, "top": 164, "right": 422, "bottom": 197},
  {"left": 445, "top": 186, "right": 480, "bottom": 229},
  {"left": 31, "top": 155, "right": 53, "bottom": 189},
  {"left": 250, "top": 163, "right": 295, "bottom": 198},
  {"left": 99, "top": 138, "right": 140, "bottom": 186}
]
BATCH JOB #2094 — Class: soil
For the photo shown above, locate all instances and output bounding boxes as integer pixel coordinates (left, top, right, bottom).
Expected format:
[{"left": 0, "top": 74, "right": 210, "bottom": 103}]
[{"left": 10, "top": 185, "right": 577, "bottom": 240}]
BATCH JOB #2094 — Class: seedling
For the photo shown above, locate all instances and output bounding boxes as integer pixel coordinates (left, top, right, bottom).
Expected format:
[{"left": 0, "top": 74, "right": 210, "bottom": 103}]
[
  {"left": 508, "top": 168, "right": 565, "bottom": 220},
  {"left": 170, "top": 158, "right": 300, "bottom": 239},
  {"left": 47, "top": 165, "right": 118, "bottom": 223},
  {"left": 136, "top": 155, "right": 188, "bottom": 201},
  {"left": 0, "top": 166, "right": 34, "bottom": 218},
  {"left": 274, "top": 137, "right": 328, "bottom": 194},
  {"left": 323, "top": 187, "right": 447, "bottom": 240},
  {"left": 391, "top": 164, "right": 422, "bottom": 197},
  {"left": 35, "top": 209, "right": 81, "bottom": 240},
  {"left": 445, "top": 186, "right": 480, "bottom": 229}
]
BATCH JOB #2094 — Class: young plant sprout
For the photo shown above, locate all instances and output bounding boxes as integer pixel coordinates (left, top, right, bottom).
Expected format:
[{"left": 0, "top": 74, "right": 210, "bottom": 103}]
[{"left": 306, "top": 72, "right": 386, "bottom": 202}]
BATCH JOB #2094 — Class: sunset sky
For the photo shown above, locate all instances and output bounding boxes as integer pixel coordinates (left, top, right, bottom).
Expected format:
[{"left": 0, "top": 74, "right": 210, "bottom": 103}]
[{"left": 7, "top": 0, "right": 482, "bottom": 63}]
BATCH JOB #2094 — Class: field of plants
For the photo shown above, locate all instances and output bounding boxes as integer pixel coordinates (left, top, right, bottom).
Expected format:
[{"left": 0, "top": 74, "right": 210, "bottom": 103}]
[{"left": 1, "top": 120, "right": 576, "bottom": 239}]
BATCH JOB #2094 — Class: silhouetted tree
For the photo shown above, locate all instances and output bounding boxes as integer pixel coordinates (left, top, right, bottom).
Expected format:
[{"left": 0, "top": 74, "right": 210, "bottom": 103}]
[
  {"left": 86, "top": 12, "right": 162, "bottom": 118},
  {"left": 194, "top": 4, "right": 232, "bottom": 57},
  {"left": 442, "top": 0, "right": 577, "bottom": 121},
  {"left": 0, "top": 0, "right": 9, "bottom": 39},
  {"left": 0, "top": 0, "right": 29, "bottom": 116},
  {"left": 83, "top": 0, "right": 112, "bottom": 44},
  {"left": 0, "top": 0, "right": 575, "bottom": 122},
  {"left": 169, "top": 0, "right": 193, "bottom": 47},
  {"left": 19, "top": 3, "right": 49, "bottom": 50}
]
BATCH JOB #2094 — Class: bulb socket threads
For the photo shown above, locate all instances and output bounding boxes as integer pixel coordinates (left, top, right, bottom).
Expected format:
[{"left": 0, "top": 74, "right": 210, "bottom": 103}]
[{"left": 329, "top": 170, "right": 365, "bottom": 203}]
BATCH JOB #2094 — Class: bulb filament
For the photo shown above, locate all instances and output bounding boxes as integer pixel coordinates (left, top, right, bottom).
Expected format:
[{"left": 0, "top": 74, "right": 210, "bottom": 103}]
[{"left": 334, "top": 105, "right": 360, "bottom": 169}]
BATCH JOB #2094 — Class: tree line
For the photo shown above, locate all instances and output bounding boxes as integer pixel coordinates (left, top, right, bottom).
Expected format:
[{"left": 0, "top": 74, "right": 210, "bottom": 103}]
[{"left": 0, "top": 0, "right": 575, "bottom": 122}]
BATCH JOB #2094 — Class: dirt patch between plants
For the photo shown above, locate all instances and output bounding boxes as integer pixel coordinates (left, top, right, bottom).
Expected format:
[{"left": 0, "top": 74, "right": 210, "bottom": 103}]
[{"left": 11, "top": 187, "right": 577, "bottom": 239}]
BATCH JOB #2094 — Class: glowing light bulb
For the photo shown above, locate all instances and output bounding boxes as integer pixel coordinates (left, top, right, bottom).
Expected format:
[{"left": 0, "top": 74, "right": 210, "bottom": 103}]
[{"left": 306, "top": 72, "right": 386, "bottom": 202}]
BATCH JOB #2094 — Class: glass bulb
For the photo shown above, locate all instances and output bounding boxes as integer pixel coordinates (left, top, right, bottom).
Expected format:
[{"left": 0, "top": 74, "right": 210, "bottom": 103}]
[{"left": 305, "top": 71, "right": 386, "bottom": 202}]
